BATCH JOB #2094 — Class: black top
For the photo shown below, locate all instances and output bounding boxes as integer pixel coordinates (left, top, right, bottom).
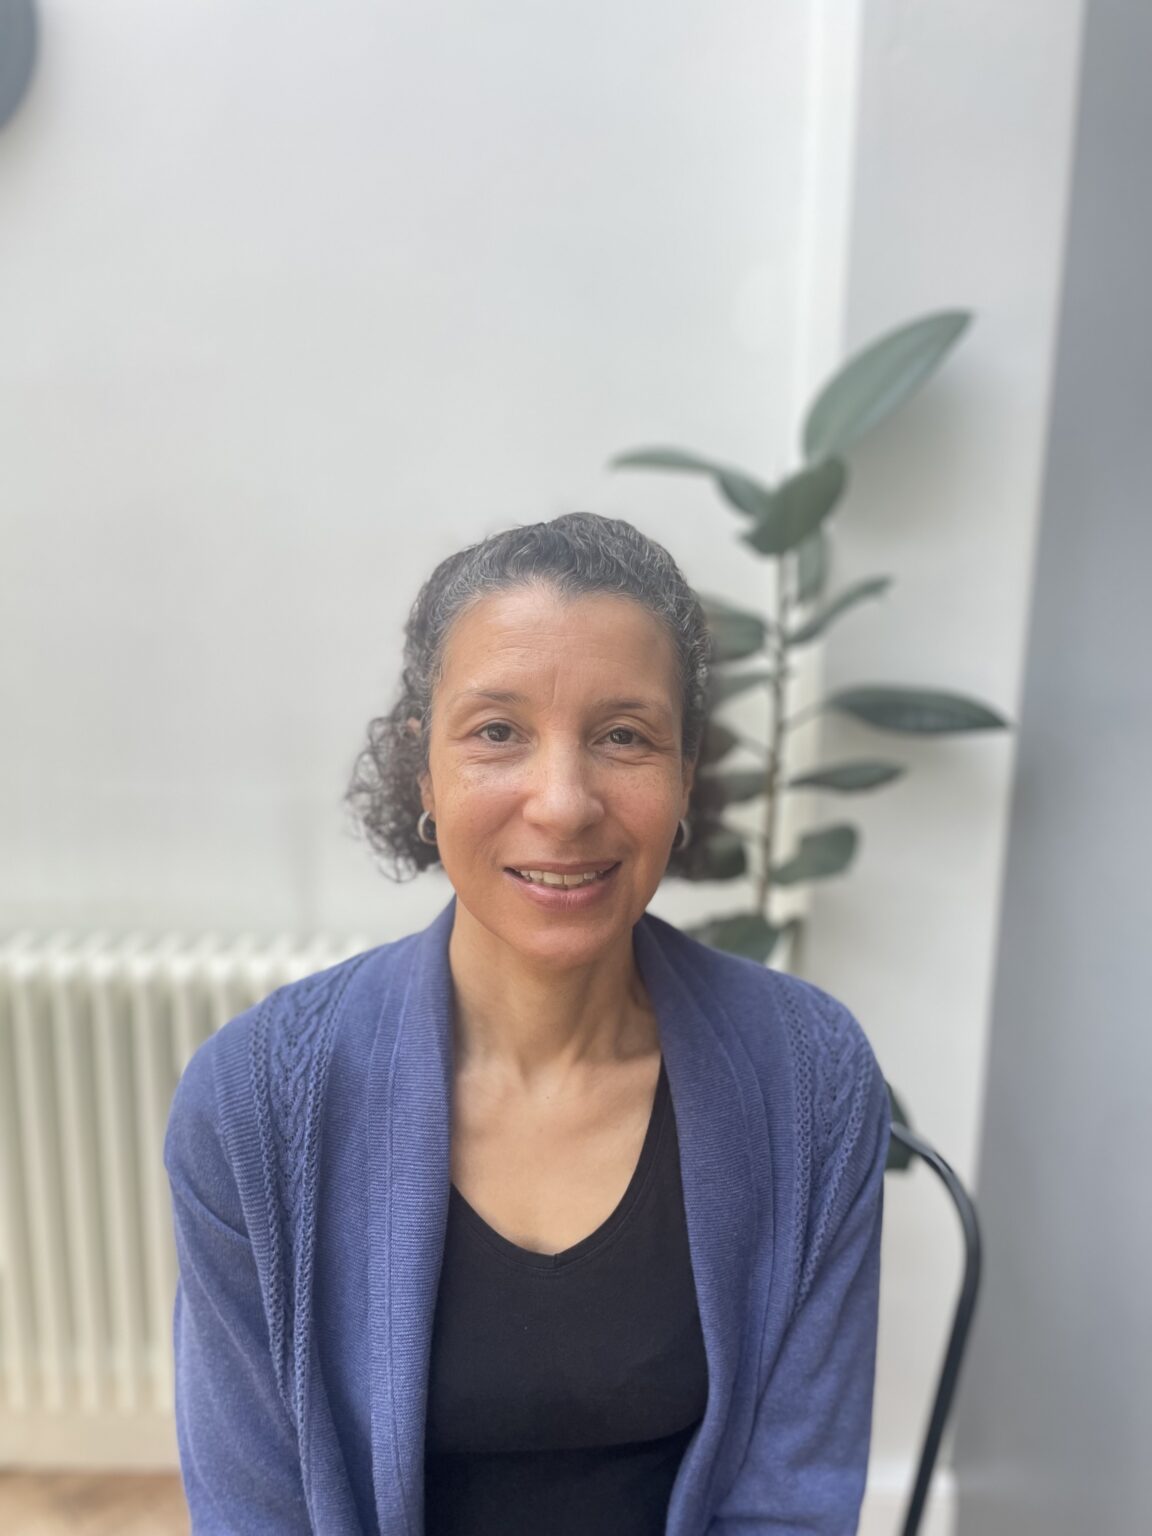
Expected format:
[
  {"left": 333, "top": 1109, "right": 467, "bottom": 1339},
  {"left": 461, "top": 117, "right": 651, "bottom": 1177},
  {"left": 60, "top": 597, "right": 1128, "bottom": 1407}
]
[{"left": 423, "top": 1056, "right": 709, "bottom": 1535}]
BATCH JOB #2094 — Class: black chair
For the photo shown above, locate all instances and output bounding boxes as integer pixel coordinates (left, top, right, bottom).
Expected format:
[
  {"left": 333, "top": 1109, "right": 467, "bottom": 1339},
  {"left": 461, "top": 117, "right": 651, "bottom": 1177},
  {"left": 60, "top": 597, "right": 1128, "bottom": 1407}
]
[{"left": 887, "top": 1122, "right": 983, "bottom": 1536}]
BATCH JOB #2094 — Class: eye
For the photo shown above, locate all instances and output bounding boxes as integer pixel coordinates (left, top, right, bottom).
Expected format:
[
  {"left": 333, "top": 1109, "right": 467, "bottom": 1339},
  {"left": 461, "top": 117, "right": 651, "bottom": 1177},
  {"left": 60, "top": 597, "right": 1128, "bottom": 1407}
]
[
  {"left": 476, "top": 722, "right": 515, "bottom": 744},
  {"left": 605, "top": 726, "right": 650, "bottom": 748},
  {"left": 473, "top": 722, "right": 651, "bottom": 748}
]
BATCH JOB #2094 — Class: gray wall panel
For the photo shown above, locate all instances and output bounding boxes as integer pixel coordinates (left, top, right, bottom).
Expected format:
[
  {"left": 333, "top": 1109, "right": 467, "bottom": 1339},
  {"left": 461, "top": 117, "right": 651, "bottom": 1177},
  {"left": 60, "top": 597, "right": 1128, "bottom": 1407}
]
[{"left": 953, "top": 1, "right": 1152, "bottom": 1532}]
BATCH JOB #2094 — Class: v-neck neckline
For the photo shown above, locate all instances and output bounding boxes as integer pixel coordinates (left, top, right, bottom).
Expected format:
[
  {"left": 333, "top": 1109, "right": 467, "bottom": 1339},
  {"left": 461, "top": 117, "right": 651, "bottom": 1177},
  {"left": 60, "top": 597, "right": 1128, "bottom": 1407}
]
[
  {"left": 447, "top": 1057, "right": 669, "bottom": 1270},
  {"left": 364, "top": 892, "right": 776, "bottom": 1536}
]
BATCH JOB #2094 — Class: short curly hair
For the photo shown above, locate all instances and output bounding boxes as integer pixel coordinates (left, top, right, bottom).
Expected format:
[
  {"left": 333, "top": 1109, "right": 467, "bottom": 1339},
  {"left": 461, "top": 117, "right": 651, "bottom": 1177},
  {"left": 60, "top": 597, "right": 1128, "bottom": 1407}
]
[{"left": 343, "top": 510, "right": 713, "bottom": 881}]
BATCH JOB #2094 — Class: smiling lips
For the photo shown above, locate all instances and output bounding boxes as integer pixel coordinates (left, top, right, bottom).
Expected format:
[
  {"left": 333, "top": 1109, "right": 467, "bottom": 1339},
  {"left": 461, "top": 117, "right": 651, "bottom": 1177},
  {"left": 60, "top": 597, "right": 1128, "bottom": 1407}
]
[{"left": 507, "top": 863, "right": 620, "bottom": 887}]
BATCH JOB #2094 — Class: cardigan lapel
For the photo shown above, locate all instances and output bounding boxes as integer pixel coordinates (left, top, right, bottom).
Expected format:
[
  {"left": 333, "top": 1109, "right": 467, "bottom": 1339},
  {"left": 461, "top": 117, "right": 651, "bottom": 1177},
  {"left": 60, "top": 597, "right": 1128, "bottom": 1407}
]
[
  {"left": 632, "top": 912, "right": 773, "bottom": 1535},
  {"left": 368, "top": 896, "right": 456, "bottom": 1536},
  {"left": 367, "top": 893, "right": 768, "bottom": 1536}
]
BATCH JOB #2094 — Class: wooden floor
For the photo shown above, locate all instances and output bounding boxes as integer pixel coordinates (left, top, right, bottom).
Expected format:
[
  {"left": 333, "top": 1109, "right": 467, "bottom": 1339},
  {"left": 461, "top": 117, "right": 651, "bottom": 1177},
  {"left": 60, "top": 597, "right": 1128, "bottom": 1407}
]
[{"left": 0, "top": 1474, "right": 189, "bottom": 1536}]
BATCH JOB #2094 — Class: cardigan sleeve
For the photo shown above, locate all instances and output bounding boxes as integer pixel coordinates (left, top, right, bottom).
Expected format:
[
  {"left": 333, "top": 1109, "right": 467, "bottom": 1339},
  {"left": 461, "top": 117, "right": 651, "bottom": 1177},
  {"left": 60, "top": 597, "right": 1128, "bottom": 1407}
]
[
  {"left": 705, "top": 1000, "right": 891, "bottom": 1534},
  {"left": 164, "top": 1036, "right": 313, "bottom": 1535}
]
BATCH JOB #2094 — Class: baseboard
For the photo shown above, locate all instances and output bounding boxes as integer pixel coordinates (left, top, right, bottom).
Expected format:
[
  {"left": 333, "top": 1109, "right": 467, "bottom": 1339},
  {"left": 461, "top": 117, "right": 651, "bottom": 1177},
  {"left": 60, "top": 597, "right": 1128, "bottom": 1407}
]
[
  {"left": 0, "top": 1412, "right": 178, "bottom": 1470},
  {"left": 860, "top": 1460, "right": 956, "bottom": 1536}
]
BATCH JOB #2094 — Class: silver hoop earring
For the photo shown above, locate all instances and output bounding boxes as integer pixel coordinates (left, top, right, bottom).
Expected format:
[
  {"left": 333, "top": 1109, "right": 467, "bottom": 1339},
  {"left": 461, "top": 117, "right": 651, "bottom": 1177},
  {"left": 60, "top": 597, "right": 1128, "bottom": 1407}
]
[
  {"left": 417, "top": 810, "right": 438, "bottom": 845},
  {"left": 672, "top": 817, "right": 691, "bottom": 852}
]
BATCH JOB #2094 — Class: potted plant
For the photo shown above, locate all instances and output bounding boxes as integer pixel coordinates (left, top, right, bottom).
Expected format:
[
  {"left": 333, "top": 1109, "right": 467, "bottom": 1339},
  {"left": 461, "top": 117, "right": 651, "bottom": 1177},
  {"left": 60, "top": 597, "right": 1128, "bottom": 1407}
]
[{"left": 609, "top": 310, "right": 1010, "bottom": 1164}]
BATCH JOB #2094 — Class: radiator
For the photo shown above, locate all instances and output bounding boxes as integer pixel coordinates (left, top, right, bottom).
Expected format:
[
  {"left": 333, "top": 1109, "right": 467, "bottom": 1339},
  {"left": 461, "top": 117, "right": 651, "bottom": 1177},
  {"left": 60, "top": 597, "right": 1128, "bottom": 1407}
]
[{"left": 0, "top": 931, "right": 367, "bottom": 1469}]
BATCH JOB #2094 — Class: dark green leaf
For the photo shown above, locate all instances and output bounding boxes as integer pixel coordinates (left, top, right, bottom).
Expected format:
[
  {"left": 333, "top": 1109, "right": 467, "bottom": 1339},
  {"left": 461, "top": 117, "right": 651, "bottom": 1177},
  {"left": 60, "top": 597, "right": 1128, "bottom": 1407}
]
[
  {"left": 803, "top": 310, "right": 972, "bottom": 460},
  {"left": 610, "top": 446, "right": 727, "bottom": 474},
  {"left": 886, "top": 1081, "right": 914, "bottom": 1172},
  {"left": 772, "top": 823, "right": 858, "bottom": 885},
  {"left": 795, "top": 527, "right": 829, "bottom": 603},
  {"left": 610, "top": 447, "right": 774, "bottom": 521},
  {"left": 716, "top": 471, "right": 774, "bottom": 520},
  {"left": 785, "top": 576, "right": 893, "bottom": 646},
  {"left": 787, "top": 760, "right": 907, "bottom": 791},
  {"left": 697, "top": 720, "right": 740, "bottom": 765},
  {"left": 709, "top": 667, "right": 775, "bottom": 708},
  {"left": 684, "top": 911, "right": 780, "bottom": 963},
  {"left": 740, "top": 458, "right": 847, "bottom": 556},
  {"left": 686, "top": 825, "right": 748, "bottom": 881},
  {"left": 698, "top": 593, "right": 767, "bottom": 662},
  {"left": 698, "top": 767, "right": 768, "bottom": 806},
  {"left": 0, "top": 0, "right": 36, "bottom": 135},
  {"left": 827, "top": 685, "right": 1010, "bottom": 733}
]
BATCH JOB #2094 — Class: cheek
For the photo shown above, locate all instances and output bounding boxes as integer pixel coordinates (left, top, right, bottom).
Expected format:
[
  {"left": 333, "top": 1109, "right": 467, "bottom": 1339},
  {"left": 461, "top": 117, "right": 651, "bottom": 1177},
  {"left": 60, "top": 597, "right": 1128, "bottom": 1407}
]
[
  {"left": 435, "top": 761, "right": 516, "bottom": 820},
  {"left": 613, "top": 777, "right": 684, "bottom": 830}
]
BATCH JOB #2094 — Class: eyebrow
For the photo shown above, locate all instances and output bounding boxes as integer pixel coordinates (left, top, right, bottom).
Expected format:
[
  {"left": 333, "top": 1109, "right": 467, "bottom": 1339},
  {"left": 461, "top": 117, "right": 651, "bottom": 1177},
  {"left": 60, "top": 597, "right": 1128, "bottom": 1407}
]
[{"left": 451, "top": 688, "right": 672, "bottom": 720}]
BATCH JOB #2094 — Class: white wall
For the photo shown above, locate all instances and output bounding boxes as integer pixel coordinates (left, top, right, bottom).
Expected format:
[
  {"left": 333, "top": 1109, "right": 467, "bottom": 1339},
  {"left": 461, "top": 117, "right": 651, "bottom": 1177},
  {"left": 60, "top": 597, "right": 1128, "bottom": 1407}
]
[
  {"left": 0, "top": 0, "right": 812, "bottom": 939},
  {"left": 0, "top": 1, "right": 1088, "bottom": 1525}
]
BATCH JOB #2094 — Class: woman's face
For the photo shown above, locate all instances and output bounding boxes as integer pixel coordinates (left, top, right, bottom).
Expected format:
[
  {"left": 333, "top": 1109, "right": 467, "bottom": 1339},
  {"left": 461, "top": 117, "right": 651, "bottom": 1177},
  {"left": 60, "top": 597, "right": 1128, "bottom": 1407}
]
[{"left": 414, "top": 585, "right": 695, "bottom": 969}]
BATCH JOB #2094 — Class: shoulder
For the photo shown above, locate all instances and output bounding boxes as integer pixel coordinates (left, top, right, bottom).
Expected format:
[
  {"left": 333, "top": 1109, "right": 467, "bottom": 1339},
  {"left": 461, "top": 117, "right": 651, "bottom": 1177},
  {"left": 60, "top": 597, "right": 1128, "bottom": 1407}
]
[
  {"left": 162, "top": 948, "right": 357, "bottom": 1153},
  {"left": 163, "top": 993, "right": 260, "bottom": 1235},
  {"left": 219, "top": 931, "right": 419, "bottom": 1090},
  {"left": 645, "top": 909, "right": 884, "bottom": 1097},
  {"left": 164, "top": 932, "right": 417, "bottom": 1215},
  {"left": 647, "top": 913, "right": 890, "bottom": 1303}
]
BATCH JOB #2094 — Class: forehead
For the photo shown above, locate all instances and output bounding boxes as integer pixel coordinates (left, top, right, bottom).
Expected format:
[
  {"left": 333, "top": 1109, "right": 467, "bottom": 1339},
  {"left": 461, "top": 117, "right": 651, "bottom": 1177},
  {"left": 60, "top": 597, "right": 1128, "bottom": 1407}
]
[{"left": 439, "top": 587, "right": 678, "bottom": 693}]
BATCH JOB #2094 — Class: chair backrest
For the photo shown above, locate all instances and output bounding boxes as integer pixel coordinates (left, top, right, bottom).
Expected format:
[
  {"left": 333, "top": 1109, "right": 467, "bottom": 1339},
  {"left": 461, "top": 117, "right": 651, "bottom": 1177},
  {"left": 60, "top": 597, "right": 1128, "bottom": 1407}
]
[{"left": 887, "top": 1121, "right": 983, "bottom": 1536}]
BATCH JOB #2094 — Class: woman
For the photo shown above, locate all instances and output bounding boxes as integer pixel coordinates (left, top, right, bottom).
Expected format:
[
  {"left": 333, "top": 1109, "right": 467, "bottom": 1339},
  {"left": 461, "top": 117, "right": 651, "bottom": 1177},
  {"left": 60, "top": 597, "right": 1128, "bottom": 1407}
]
[{"left": 164, "top": 512, "right": 890, "bottom": 1535}]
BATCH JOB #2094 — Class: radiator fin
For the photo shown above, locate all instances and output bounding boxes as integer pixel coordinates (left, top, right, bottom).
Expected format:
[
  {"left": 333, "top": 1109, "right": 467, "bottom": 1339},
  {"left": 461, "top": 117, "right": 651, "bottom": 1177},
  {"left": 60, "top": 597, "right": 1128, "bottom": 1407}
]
[{"left": 0, "top": 931, "right": 369, "bottom": 1434}]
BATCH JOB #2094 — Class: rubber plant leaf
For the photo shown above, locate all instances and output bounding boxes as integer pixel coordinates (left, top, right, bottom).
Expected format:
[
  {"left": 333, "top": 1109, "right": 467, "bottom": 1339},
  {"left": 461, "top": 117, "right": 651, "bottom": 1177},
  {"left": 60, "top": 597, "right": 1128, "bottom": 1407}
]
[
  {"left": 826, "top": 685, "right": 1010, "bottom": 733},
  {"left": 740, "top": 458, "right": 847, "bottom": 556},
  {"left": 786, "top": 760, "right": 907, "bottom": 791},
  {"left": 802, "top": 309, "right": 972, "bottom": 460},
  {"left": 697, "top": 768, "right": 767, "bottom": 806},
  {"left": 771, "top": 824, "right": 859, "bottom": 885},
  {"left": 795, "top": 527, "right": 830, "bottom": 603},
  {"left": 785, "top": 575, "right": 893, "bottom": 646},
  {"left": 683, "top": 911, "right": 780, "bottom": 963},
  {"left": 708, "top": 667, "right": 775, "bottom": 708},
  {"left": 699, "top": 593, "right": 767, "bottom": 662},
  {"left": 697, "top": 720, "right": 741, "bottom": 766}
]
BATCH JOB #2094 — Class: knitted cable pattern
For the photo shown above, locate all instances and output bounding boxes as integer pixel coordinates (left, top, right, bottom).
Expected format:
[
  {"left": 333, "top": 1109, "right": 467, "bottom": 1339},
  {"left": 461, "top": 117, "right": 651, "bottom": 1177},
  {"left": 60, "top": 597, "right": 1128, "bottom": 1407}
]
[
  {"left": 249, "top": 957, "right": 368, "bottom": 1430},
  {"left": 777, "top": 982, "right": 876, "bottom": 1317}
]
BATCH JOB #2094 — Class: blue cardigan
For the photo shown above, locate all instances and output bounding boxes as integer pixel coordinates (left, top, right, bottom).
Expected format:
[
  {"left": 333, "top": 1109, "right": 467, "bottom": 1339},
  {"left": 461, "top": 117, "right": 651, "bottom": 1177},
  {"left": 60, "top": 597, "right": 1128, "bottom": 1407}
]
[{"left": 164, "top": 893, "right": 890, "bottom": 1534}]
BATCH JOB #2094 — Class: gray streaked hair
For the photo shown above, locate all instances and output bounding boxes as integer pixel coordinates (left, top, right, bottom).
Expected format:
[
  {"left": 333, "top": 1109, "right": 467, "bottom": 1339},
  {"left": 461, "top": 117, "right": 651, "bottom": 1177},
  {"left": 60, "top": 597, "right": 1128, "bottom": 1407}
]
[{"left": 343, "top": 512, "right": 714, "bottom": 882}]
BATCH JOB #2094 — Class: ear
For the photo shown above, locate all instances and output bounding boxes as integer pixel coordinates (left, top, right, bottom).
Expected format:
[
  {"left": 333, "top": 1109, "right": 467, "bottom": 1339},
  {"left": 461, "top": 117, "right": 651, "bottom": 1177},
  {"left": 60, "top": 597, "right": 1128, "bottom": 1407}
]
[
  {"left": 405, "top": 717, "right": 434, "bottom": 813},
  {"left": 681, "top": 755, "right": 696, "bottom": 806},
  {"left": 417, "top": 761, "right": 433, "bottom": 814}
]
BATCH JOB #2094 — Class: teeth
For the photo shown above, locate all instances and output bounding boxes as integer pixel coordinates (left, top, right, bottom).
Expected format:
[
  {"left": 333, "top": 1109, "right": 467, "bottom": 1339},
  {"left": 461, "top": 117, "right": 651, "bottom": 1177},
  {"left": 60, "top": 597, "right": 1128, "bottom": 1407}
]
[{"left": 516, "top": 869, "right": 607, "bottom": 886}]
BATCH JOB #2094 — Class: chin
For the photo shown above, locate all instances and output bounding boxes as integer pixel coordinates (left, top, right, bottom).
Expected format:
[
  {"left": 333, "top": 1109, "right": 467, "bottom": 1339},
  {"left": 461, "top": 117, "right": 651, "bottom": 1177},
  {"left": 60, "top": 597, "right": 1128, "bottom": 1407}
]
[
  {"left": 508, "top": 899, "right": 649, "bottom": 959},
  {"left": 515, "top": 936, "right": 623, "bottom": 974}
]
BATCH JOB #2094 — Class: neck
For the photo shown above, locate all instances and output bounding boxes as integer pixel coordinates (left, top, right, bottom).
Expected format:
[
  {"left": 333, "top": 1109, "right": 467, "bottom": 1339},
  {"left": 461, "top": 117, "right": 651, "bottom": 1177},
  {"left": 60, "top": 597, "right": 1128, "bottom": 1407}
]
[{"left": 446, "top": 900, "right": 658, "bottom": 1089}]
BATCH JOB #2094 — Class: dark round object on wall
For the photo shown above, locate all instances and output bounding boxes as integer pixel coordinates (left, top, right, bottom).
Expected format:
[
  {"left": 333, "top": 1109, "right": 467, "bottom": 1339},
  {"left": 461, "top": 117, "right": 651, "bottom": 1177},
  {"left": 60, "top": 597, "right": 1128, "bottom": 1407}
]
[{"left": 0, "top": 0, "right": 38, "bottom": 132}]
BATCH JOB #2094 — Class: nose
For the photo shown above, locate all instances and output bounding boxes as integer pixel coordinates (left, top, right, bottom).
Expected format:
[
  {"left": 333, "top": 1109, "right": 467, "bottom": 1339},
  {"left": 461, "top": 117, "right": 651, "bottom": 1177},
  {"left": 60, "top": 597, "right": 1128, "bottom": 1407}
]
[{"left": 519, "top": 738, "right": 606, "bottom": 840}]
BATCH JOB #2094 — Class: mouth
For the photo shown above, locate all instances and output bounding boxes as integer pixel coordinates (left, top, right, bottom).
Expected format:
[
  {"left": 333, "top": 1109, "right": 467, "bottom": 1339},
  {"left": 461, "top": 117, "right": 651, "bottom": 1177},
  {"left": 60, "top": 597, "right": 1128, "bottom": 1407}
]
[{"left": 504, "top": 862, "right": 621, "bottom": 888}]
